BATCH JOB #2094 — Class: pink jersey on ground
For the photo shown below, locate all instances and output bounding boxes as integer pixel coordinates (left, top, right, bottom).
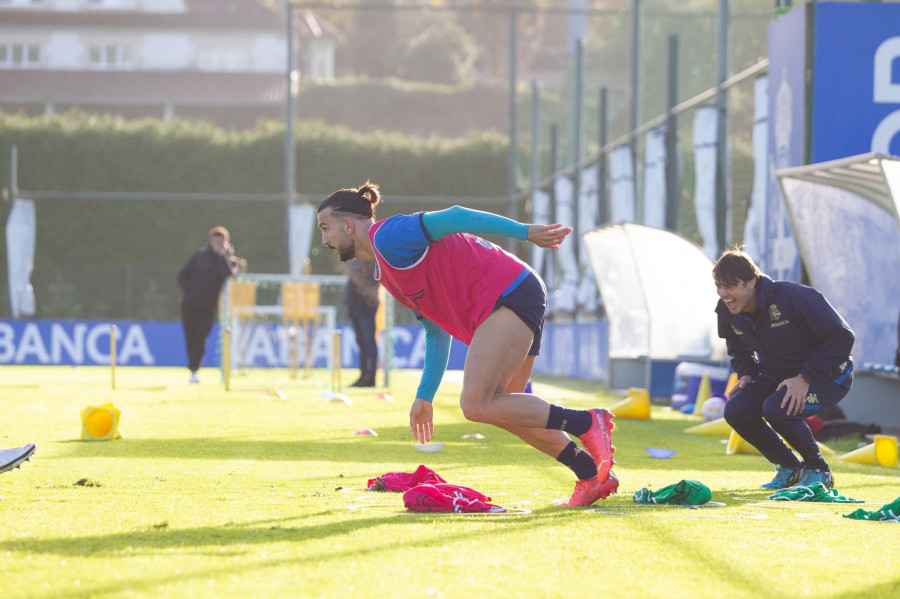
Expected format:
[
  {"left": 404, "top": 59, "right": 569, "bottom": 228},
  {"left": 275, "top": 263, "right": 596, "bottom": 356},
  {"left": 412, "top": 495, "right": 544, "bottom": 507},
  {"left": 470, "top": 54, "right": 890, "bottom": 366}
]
[{"left": 369, "top": 219, "right": 528, "bottom": 345}]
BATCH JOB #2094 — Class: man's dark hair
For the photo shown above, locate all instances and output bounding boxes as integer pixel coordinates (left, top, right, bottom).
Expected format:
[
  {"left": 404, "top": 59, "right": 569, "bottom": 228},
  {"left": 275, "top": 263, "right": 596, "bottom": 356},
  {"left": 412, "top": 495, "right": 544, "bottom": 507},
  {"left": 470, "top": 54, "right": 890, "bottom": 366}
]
[{"left": 712, "top": 245, "right": 761, "bottom": 287}]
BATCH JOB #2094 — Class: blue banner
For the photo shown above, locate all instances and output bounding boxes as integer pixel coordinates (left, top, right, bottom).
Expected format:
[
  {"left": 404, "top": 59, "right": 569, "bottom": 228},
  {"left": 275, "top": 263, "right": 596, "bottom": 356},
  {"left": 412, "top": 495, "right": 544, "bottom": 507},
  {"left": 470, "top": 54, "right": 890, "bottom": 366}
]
[
  {"left": 0, "top": 319, "right": 611, "bottom": 382},
  {"left": 812, "top": 3, "right": 900, "bottom": 161}
]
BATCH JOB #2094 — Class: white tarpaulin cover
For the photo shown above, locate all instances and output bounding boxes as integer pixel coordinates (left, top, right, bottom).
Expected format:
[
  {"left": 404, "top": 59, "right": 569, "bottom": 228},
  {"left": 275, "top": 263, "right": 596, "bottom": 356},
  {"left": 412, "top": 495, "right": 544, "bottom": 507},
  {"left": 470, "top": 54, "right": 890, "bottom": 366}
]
[
  {"left": 693, "top": 106, "right": 719, "bottom": 259},
  {"left": 583, "top": 222, "right": 725, "bottom": 360},
  {"left": 743, "top": 75, "right": 769, "bottom": 262},
  {"left": 530, "top": 187, "right": 552, "bottom": 280},
  {"left": 609, "top": 146, "right": 635, "bottom": 223},
  {"left": 288, "top": 202, "right": 316, "bottom": 276},
  {"left": 577, "top": 165, "right": 600, "bottom": 311},
  {"left": 643, "top": 126, "right": 667, "bottom": 229},
  {"left": 777, "top": 153, "right": 900, "bottom": 366},
  {"left": 6, "top": 198, "right": 36, "bottom": 318},
  {"left": 553, "top": 175, "right": 580, "bottom": 314},
  {"left": 531, "top": 188, "right": 558, "bottom": 310}
]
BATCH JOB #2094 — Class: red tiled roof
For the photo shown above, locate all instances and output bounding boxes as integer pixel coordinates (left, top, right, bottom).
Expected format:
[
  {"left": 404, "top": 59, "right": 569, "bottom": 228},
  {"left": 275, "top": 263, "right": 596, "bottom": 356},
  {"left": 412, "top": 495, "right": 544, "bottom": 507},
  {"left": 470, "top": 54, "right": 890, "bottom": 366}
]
[
  {"left": 0, "top": 70, "right": 286, "bottom": 106},
  {"left": 0, "top": 2, "right": 343, "bottom": 39},
  {"left": 0, "top": 0, "right": 282, "bottom": 30}
]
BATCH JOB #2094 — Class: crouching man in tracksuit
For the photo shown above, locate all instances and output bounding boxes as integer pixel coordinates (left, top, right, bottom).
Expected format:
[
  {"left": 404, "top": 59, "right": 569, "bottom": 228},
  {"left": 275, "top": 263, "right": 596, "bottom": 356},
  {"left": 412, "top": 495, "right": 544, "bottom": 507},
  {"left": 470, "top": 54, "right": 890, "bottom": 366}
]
[{"left": 713, "top": 246, "right": 854, "bottom": 490}]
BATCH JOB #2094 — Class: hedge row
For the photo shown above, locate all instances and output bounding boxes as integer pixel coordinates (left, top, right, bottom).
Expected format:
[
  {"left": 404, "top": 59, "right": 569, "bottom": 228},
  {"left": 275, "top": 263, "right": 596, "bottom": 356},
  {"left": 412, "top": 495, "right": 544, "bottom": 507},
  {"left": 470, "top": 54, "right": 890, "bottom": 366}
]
[
  {"left": 0, "top": 111, "right": 509, "bottom": 195},
  {"left": 295, "top": 78, "right": 510, "bottom": 138},
  {"left": 0, "top": 111, "right": 510, "bottom": 320}
]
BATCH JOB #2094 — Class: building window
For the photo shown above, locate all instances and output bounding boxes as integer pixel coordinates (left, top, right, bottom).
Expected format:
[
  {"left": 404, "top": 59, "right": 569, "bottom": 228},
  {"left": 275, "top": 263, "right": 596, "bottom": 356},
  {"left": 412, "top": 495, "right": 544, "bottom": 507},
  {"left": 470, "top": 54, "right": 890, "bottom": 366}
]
[
  {"left": 88, "top": 43, "right": 135, "bottom": 70},
  {"left": 0, "top": 42, "right": 41, "bottom": 69},
  {"left": 197, "top": 46, "right": 249, "bottom": 72},
  {"left": 309, "top": 41, "right": 333, "bottom": 80},
  {"left": 87, "top": 0, "right": 137, "bottom": 9}
]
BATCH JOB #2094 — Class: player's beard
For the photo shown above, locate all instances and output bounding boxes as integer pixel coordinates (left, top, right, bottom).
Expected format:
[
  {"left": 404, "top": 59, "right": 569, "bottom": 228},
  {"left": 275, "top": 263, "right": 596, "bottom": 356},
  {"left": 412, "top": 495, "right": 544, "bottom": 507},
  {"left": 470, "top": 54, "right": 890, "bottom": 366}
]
[{"left": 335, "top": 234, "right": 356, "bottom": 262}]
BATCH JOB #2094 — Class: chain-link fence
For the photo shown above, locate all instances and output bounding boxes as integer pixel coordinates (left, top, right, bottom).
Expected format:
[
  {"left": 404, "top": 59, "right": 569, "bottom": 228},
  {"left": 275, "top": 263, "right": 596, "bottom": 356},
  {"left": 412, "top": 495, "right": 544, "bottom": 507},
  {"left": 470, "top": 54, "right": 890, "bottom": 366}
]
[{"left": 3, "top": 1, "right": 791, "bottom": 321}]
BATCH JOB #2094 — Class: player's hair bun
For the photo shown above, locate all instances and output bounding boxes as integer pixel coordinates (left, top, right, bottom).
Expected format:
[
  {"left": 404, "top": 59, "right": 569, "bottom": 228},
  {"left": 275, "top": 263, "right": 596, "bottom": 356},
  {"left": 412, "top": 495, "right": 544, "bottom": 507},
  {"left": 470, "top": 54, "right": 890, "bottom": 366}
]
[{"left": 358, "top": 182, "right": 381, "bottom": 207}]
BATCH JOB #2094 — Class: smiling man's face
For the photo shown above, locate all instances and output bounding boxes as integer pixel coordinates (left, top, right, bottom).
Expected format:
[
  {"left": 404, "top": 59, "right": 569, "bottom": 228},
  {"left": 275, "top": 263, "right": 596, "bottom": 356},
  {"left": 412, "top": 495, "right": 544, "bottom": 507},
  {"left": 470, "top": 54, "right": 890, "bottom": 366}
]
[{"left": 716, "top": 278, "right": 757, "bottom": 314}]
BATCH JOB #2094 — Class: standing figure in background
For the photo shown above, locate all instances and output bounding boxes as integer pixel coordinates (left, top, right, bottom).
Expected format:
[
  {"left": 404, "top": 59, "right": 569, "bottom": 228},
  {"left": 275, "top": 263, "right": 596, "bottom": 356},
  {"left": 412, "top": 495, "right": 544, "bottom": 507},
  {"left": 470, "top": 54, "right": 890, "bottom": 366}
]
[
  {"left": 178, "top": 226, "right": 240, "bottom": 383},
  {"left": 346, "top": 258, "right": 380, "bottom": 387},
  {"left": 713, "top": 246, "right": 854, "bottom": 490}
]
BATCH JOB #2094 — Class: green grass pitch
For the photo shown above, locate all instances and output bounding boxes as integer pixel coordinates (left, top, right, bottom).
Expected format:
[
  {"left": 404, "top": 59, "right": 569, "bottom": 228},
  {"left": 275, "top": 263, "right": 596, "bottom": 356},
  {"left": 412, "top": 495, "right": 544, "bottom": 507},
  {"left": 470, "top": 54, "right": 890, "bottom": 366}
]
[{"left": 1, "top": 366, "right": 899, "bottom": 598}]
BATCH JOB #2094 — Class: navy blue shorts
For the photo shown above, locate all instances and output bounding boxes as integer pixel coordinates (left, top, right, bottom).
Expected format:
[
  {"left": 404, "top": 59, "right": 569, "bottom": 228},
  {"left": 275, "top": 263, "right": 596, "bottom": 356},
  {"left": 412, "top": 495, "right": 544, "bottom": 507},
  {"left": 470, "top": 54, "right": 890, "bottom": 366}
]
[{"left": 493, "top": 270, "right": 546, "bottom": 356}]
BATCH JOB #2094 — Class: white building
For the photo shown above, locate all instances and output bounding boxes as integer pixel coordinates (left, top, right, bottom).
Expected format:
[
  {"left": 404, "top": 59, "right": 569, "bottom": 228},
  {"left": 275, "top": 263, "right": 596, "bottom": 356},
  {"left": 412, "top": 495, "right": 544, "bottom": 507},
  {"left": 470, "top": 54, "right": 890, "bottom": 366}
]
[{"left": 0, "top": 0, "right": 343, "bottom": 128}]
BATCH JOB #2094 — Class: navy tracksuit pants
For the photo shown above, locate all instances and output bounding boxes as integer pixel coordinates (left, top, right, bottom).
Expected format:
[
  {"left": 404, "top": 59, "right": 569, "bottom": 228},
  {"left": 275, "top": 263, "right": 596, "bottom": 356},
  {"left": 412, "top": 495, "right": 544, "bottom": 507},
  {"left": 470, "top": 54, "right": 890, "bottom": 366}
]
[{"left": 723, "top": 372, "right": 852, "bottom": 471}]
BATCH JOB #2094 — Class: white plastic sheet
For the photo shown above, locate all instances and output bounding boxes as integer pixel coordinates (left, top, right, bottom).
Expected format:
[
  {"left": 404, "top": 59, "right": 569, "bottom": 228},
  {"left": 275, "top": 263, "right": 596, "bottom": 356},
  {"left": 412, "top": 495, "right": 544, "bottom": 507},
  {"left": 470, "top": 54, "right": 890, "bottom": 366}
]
[
  {"left": 693, "top": 106, "right": 719, "bottom": 259},
  {"left": 577, "top": 165, "right": 600, "bottom": 311},
  {"left": 530, "top": 188, "right": 552, "bottom": 279},
  {"left": 642, "top": 127, "right": 667, "bottom": 229},
  {"left": 6, "top": 198, "right": 36, "bottom": 318},
  {"left": 743, "top": 76, "right": 769, "bottom": 262},
  {"left": 553, "top": 176, "right": 579, "bottom": 314},
  {"left": 609, "top": 146, "right": 635, "bottom": 223},
  {"left": 288, "top": 202, "right": 316, "bottom": 276}
]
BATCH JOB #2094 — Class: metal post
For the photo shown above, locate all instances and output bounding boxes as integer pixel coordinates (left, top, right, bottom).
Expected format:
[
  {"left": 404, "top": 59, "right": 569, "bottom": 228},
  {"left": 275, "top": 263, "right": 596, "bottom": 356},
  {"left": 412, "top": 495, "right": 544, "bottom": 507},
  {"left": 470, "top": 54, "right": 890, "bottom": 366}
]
[
  {"left": 572, "top": 40, "right": 584, "bottom": 244},
  {"left": 629, "top": 0, "right": 641, "bottom": 137},
  {"left": 285, "top": 2, "right": 296, "bottom": 274},
  {"left": 549, "top": 123, "right": 559, "bottom": 230},
  {"left": 6, "top": 144, "right": 17, "bottom": 201},
  {"left": 629, "top": 0, "right": 641, "bottom": 221},
  {"left": 573, "top": 39, "right": 583, "bottom": 172},
  {"left": 715, "top": 0, "right": 729, "bottom": 253},
  {"left": 597, "top": 88, "right": 609, "bottom": 225},
  {"left": 506, "top": 6, "right": 519, "bottom": 249},
  {"left": 665, "top": 34, "right": 680, "bottom": 232}
]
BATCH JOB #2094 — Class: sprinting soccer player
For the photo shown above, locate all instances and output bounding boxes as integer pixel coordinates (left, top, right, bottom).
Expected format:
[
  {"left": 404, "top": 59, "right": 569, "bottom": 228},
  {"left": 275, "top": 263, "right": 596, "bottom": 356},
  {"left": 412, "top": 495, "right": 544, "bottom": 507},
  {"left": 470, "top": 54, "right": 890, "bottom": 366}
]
[
  {"left": 317, "top": 182, "right": 616, "bottom": 507},
  {"left": 713, "top": 246, "right": 854, "bottom": 490},
  {"left": 0, "top": 444, "right": 35, "bottom": 474}
]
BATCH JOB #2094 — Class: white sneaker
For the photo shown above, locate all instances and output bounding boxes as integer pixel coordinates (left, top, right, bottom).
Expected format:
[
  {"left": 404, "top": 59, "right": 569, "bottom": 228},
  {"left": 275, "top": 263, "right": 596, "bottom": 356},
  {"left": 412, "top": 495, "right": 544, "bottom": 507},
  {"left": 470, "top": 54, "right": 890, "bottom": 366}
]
[
  {"left": 0, "top": 444, "right": 36, "bottom": 474},
  {"left": 189, "top": 372, "right": 199, "bottom": 384}
]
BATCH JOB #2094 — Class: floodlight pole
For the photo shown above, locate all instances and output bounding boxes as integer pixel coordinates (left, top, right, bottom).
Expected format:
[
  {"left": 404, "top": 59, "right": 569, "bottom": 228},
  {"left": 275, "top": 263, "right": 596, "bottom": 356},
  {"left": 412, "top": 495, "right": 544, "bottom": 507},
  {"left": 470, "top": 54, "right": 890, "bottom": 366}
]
[
  {"left": 665, "top": 34, "right": 680, "bottom": 232},
  {"left": 285, "top": 1, "right": 296, "bottom": 274},
  {"left": 629, "top": 0, "right": 641, "bottom": 221},
  {"left": 715, "top": 0, "right": 730, "bottom": 254},
  {"left": 506, "top": 6, "right": 519, "bottom": 251}
]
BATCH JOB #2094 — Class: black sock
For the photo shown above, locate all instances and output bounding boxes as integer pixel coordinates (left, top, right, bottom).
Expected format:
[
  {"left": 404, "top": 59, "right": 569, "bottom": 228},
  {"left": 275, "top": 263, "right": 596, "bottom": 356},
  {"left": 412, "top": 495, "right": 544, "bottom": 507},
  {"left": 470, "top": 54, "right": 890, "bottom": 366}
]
[
  {"left": 556, "top": 441, "right": 598, "bottom": 480},
  {"left": 546, "top": 405, "right": 593, "bottom": 436}
]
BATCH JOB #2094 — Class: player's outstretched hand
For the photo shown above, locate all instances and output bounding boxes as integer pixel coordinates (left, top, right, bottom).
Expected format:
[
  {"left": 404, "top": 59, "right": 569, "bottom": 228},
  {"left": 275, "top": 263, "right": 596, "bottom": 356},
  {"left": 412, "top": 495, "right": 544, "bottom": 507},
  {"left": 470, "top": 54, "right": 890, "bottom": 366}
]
[
  {"left": 409, "top": 397, "right": 434, "bottom": 444},
  {"left": 527, "top": 223, "right": 574, "bottom": 249}
]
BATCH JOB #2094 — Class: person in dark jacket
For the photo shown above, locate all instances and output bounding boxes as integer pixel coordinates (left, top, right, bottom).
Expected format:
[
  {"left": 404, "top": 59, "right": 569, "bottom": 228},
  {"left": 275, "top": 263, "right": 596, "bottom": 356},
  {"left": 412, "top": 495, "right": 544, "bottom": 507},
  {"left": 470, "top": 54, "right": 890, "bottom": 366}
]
[
  {"left": 713, "top": 246, "right": 854, "bottom": 490},
  {"left": 345, "top": 258, "right": 380, "bottom": 387},
  {"left": 178, "top": 226, "right": 240, "bottom": 383}
]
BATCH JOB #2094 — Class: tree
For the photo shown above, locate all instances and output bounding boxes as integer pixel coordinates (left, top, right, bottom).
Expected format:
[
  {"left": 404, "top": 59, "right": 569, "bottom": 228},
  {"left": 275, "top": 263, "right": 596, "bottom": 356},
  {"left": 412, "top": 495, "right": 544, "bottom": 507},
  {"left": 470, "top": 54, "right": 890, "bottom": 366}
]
[{"left": 398, "top": 12, "right": 479, "bottom": 84}]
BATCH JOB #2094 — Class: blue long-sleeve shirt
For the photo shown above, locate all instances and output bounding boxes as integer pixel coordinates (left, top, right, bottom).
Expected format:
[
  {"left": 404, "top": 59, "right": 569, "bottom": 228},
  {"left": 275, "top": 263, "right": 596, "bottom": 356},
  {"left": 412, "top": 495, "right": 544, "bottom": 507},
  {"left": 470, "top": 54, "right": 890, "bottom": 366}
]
[{"left": 372, "top": 206, "right": 530, "bottom": 401}]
